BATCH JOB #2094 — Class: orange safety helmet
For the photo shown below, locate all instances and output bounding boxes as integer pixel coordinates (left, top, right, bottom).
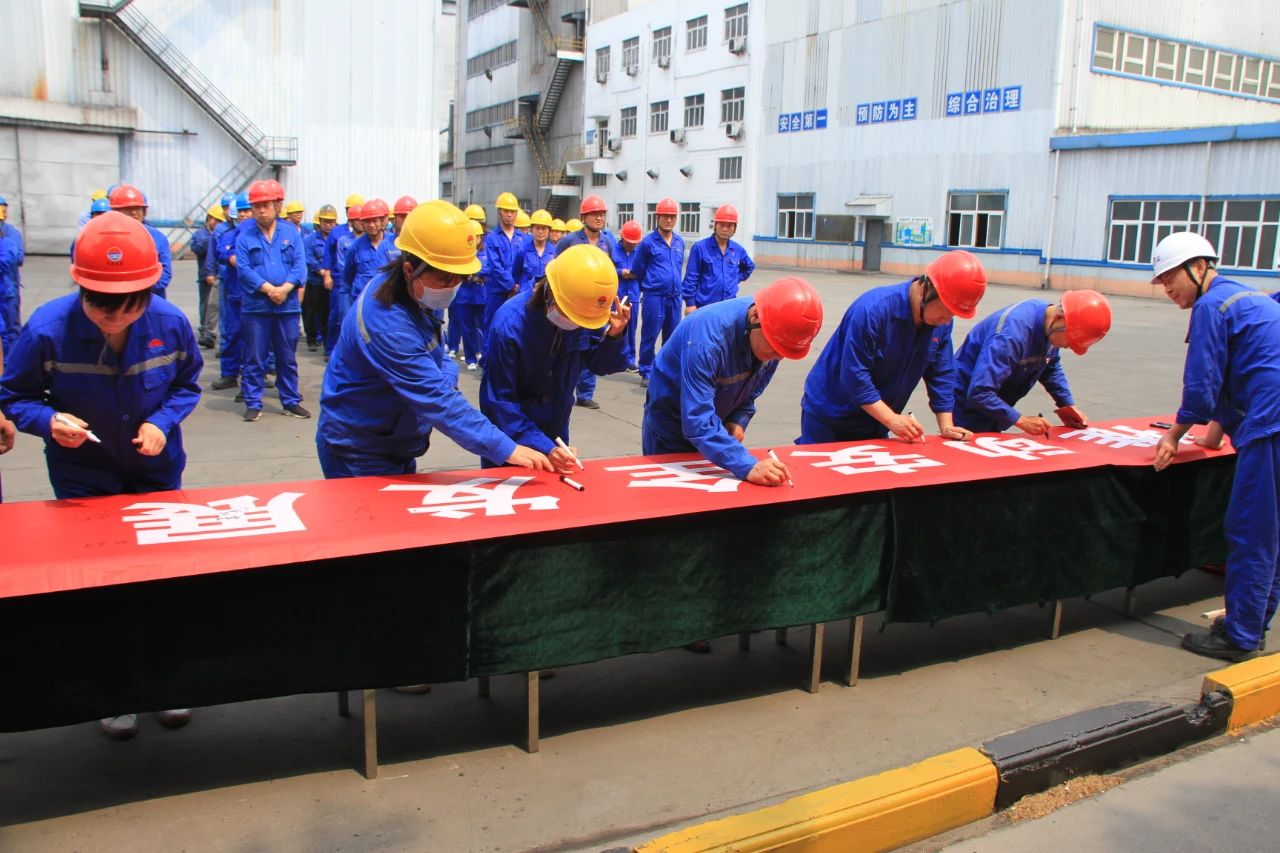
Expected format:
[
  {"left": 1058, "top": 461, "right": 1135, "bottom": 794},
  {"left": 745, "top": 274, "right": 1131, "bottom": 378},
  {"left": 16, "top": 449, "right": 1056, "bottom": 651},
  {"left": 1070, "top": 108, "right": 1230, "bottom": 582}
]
[
  {"left": 69, "top": 211, "right": 162, "bottom": 294},
  {"left": 247, "top": 179, "right": 276, "bottom": 205},
  {"left": 361, "top": 198, "right": 390, "bottom": 219},
  {"left": 713, "top": 204, "right": 739, "bottom": 224},
  {"left": 620, "top": 220, "right": 643, "bottom": 243},
  {"left": 924, "top": 250, "right": 987, "bottom": 320},
  {"left": 346, "top": 203, "right": 364, "bottom": 221},
  {"left": 1061, "top": 290, "right": 1112, "bottom": 355},
  {"left": 107, "top": 184, "right": 147, "bottom": 210},
  {"left": 265, "top": 179, "right": 286, "bottom": 201},
  {"left": 393, "top": 195, "right": 418, "bottom": 215},
  {"left": 655, "top": 197, "right": 678, "bottom": 216},
  {"left": 754, "top": 276, "right": 824, "bottom": 360},
  {"left": 579, "top": 195, "right": 607, "bottom": 215}
]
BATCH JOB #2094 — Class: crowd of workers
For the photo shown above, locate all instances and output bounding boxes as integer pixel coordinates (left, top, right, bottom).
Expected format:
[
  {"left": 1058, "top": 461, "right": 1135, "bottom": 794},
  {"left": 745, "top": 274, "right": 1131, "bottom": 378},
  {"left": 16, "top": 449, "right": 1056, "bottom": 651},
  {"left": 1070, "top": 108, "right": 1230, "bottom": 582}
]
[{"left": 0, "top": 185, "right": 1276, "bottom": 739}]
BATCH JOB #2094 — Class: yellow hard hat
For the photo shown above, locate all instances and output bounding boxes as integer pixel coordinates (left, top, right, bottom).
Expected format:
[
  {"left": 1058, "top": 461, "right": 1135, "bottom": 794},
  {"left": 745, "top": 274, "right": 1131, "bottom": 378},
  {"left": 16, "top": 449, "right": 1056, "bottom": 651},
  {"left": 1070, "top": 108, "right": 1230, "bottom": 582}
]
[
  {"left": 208, "top": 204, "right": 226, "bottom": 222},
  {"left": 317, "top": 204, "right": 338, "bottom": 220},
  {"left": 394, "top": 200, "right": 482, "bottom": 275},
  {"left": 464, "top": 203, "right": 487, "bottom": 222},
  {"left": 345, "top": 193, "right": 366, "bottom": 208},
  {"left": 551, "top": 218, "right": 566, "bottom": 232},
  {"left": 90, "top": 188, "right": 108, "bottom": 201},
  {"left": 514, "top": 210, "right": 532, "bottom": 228},
  {"left": 284, "top": 200, "right": 305, "bottom": 215},
  {"left": 545, "top": 244, "right": 619, "bottom": 330},
  {"left": 530, "top": 209, "right": 554, "bottom": 227},
  {"left": 470, "top": 219, "right": 485, "bottom": 237},
  {"left": 565, "top": 218, "right": 584, "bottom": 232},
  {"left": 495, "top": 191, "right": 519, "bottom": 211}
]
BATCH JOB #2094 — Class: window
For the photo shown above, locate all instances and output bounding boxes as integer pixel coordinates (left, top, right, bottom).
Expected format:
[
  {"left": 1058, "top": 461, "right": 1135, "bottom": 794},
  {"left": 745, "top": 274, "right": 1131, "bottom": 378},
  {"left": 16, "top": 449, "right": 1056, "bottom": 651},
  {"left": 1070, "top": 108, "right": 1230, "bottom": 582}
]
[
  {"left": 464, "top": 145, "right": 515, "bottom": 168},
  {"left": 465, "top": 100, "right": 515, "bottom": 131},
  {"left": 467, "top": 41, "right": 517, "bottom": 79},
  {"left": 592, "top": 173, "right": 608, "bottom": 188},
  {"left": 622, "top": 36, "right": 640, "bottom": 73},
  {"left": 777, "top": 193, "right": 814, "bottom": 239},
  {"left": 620, "top": 106, "right": 638, "bottom": 137},
  {"left": 650, "top": 100, "right": 669, "bottom": 134},
  {"left": 617, "top": 203, "right": 635, "bottom": 228},
  {"left": 646, "top": 202, "right": 658, "bottom": 231},
  {"left": 720, "top": 87, "right": 745, "bottom": 124},
  {"left": 595, "top": 46, "right": 611, "bottom": 81},
  {"left": 1108, "top": 197, "right": 1280, "bottom": 269},
  {"left": 947, "top": 192, "right": 1006, "bottom": 249},
  {"left": 724, "top": 3, "right": 748, "bottom": 41},
  {"left": 679, "top": 202, "right": 701, "bottom": 235},
  {"left": 718, "top": 156, "right": 742, "bottom": 181},
  {"left": 687, "top": 16, "right": 708, "bottom": 51},
  {"left": 467, "top": 0, "right": 505, "bottom": 20},
  {"left": 653, "top": 27, "right": 672, "bottom": 64},
  {"left": 441, "top": 180, "right": 453, "bottom": 199},
  {"left": 683, "top": 94, "right": 705, "bottom": 128},
  {"left": 1092, "top": 25, "right": 1280, "bottom": 102}
]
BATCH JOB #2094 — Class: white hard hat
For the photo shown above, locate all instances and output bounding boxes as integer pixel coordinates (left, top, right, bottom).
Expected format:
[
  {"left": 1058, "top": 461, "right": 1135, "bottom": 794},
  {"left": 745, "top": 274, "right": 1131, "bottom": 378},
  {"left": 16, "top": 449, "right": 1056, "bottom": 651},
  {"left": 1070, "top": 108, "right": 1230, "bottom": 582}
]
[{"left": 1151, "top": 232, "right": 1218, "bottom": 281}]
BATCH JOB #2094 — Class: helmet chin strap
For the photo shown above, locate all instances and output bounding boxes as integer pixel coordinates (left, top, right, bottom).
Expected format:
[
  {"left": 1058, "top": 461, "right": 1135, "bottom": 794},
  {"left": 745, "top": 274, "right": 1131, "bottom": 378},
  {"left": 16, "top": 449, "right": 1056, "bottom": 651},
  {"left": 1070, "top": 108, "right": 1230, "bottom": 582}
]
[
  {"left": 1184, "top": 260, "right": 1206, "bottom": 300},
  {"left": 916, "top": 276, "right": 938, "bottom": 325}
]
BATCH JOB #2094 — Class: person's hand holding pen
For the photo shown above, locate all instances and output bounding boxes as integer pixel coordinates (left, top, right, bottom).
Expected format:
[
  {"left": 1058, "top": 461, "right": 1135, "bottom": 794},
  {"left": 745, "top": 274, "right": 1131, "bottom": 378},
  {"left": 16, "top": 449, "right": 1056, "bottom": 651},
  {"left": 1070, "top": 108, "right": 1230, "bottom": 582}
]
[
  {"left": 50, "top": 412, "right": 100, "bottom": 448},
  {"left": 889, "top": 412, "right": 926, "bottom": 443}
]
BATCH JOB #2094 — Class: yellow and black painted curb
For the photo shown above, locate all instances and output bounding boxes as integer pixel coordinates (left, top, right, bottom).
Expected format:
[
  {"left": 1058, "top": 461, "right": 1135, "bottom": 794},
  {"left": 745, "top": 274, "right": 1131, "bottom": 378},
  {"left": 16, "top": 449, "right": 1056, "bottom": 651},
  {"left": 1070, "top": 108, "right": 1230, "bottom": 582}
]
[{"left": 626, "top": 654, "right": 1280, "bottom": 852}]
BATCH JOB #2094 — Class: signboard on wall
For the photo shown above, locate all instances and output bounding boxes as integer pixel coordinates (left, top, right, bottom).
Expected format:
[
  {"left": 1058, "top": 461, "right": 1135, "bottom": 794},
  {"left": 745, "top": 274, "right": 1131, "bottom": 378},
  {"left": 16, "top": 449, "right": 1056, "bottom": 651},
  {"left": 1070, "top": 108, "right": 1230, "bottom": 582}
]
[
  {"left": 945, "top": 85, "right": 1021, "bottom": 117},
  {"left": 855, "top": 97, "right": 918, "bottom": 125},
  {"left": 894, "top": 217, "right": 934, "bottom": 246},
  {"left": 777, "top": 108, "right": 829, "bottom": 133}
]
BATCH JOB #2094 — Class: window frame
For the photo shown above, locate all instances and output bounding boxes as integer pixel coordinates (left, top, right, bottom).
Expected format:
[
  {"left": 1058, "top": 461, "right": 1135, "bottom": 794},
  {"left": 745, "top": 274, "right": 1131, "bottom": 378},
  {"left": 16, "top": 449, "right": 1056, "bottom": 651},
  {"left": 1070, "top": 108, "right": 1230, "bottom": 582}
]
[
  {"left": 616, "top": 203, "right": 635, "bottom": 229},
  {"left": 718, "top": 155, "right": 743, "bottom": 182},
  {"left": 683, "top": 93, "right": 705, "bottom": 128},
  {"left": 720, "top": 86, "right": 745, "bottom": 124},
  {"left": 687, "top": 15, "right": 708, "bottom": 52},
  {"left": 595, "top": 46, "right": 611, "bottom": 81},
  {"left": 653, "top": 26, "right": 673, "bottom": 64},
  {"left": 622, "top": 36, "right": 640, "bottom": 73},
  {"left": 620, "top": 106, "right": 638, "bottom": 138},
  {"left": 776, "top": 192, "right": 815, "bottom": 240},
  {"left": 946, "top": 191, "right": 1007, "bottom": 250},
  {"left": 679, "top": 202, "right": 701, "bottom": 235},
  {"left": 1107, "top": 195, "right": 1279, "bottom": 270},
  {"left": 724, "top": 3, "right": 748, "bottom": 42},
  {"left": 649, "top": 100, "right": 670, "bottom": 134}
]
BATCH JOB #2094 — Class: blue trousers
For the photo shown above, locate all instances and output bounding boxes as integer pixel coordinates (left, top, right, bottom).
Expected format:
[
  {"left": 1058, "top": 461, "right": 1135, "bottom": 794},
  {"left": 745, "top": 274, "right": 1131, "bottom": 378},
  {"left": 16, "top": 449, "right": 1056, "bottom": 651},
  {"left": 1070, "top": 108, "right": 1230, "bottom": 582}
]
[
  {"left": 576, "top": 368, "right": 596, "bottom": 400},
  {"left": 317, "top": 439, "right": 416, "bottom": 479},
  {"left": 482, "top": 287, "right": 511, "bottom": 345},
  {"left": 452, "top": 303, "right": 484, "bottom": 363},
  {"left": 796, "top": 408, "right": 890, "bottom": 445},
  {"left": 638, "top": 292, "right": 680, "bottom": 378},
  {"left": 241, "top": 313, "right": 302, "bottom": 410},
  {"left": 0, "top": 289, "right": 20, "bottom": 355},
  {"left": 219, "top": 294, "right": 242, "bottom": 379},
  {"left": 327, "top": 288, "right": 351, "bottom": 356},
  {"left": 1223, "top": 434, "right": 1280, "bottom": 650},
  {"left": 47, "top": 450, "right": 184, "bottom": 500}
]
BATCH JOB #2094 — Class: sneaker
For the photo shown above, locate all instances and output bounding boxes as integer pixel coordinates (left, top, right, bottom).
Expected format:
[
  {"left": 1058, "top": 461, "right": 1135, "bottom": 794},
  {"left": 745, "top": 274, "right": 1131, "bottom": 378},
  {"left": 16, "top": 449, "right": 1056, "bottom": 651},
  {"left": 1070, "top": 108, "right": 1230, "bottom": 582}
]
[
  {"left": 157, "top": 708, "right": 192, "bottom": 728},
  {"left": 446, "top": 349, "right": 456, "bottom": 357},
  {"left": 100, "top": 714, "right": 139, "bottom": 740},
  {"left": 575, "top": 398, "right": 600, "bottom": 410},
  {"left": 1181, "top": 630, "right": 1258, "bottom": 662},
  {"left": 283, "top": 403, "right": 311, "bottom": 419},
  {"left": 467, "top": 362, "right": 478, "bottom": 371},
  {"left": 243, "top": 407, "right": 262, "bottom": 422},
  {"left": 199, "top": 337, "right": 215, "bottom": 349},
  {"left": 1209, "top": 615, "right": 1268, "bottom": 651},
  {"left": 209, "top": 375, "right": 239, "bottom": 391},
  {"left": 393, "top": 684, "right": 432, "bottom": 694},
  {"left": 683, "top": 640, "right": 712, "bottom": 654}
]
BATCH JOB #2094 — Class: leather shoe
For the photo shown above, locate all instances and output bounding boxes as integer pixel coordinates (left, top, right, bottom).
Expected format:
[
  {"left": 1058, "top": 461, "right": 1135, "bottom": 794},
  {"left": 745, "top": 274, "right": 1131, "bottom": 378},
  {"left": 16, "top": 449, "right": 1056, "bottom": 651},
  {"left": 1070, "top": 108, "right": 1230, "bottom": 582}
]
[{"left": 1181, "top": 630, "right": 1258, "bottom": 662}]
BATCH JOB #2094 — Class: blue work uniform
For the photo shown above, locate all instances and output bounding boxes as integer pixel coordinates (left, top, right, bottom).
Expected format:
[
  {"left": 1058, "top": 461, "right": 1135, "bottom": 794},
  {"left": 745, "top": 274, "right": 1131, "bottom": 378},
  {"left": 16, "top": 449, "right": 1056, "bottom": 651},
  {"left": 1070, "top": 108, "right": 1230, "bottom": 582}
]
[
  {"left": 0, "top": 292, "right": 202, "bottom": 498},
  {"left": 512, "top": 240, "right": 553, "bottom": 294},
  {"left": 0, "top": 221, "right": 25, "bottom": 354},
  {"left": 554, "top": 230, "right": 619, "bottom": 402},
  {"left": 952, "top": 299, "right": 1074, "bottom": 433},
  {"left": 1178, "top": 279, "right": 1280, "bottom": 652},
  {"left": 799, "top": 279, "right": 957, "bottom": 443},
  {"left": 630, "top": 229, "right": 686, "bottom": 379},
  {"left": 235, "top": 220, "right": 307, "bottom": 411},
  {"left": 478, "top": 291, "right": 627, "bottom": 466},
  {"left": 303, "top": 227, "right": 331, "bottom": 348},
  {"left": 315, "top": 276, "right": 515, "bottom": 477},
  {"left": 682, "top": 234, "right": 755, "bottom": 308},
  {"left": 327, "top": 226, "right": 362, "bottom": 356},
  {"left": 449, "top": 245, "right": 487, "bottom": 365},
  {"left": 190, "top": 225, "right": 217, "bottom": 344},
  {"left": 482, "top": 226, "right": 521, "bottom": 335},
  {"left": 144, "top": 223, "right": 173, "bottom": 299},
  {"left": 342, "top": 232, "right": 395, "bottom": 303},
  {"left": 612, "top": 240, "right": 641, "bottom": 367},
  {"left": 215, "top": 219, "right": 247, "bottom": 379},
  {"left": 642, "top": 297, "right": 778, "bottom": 480}
]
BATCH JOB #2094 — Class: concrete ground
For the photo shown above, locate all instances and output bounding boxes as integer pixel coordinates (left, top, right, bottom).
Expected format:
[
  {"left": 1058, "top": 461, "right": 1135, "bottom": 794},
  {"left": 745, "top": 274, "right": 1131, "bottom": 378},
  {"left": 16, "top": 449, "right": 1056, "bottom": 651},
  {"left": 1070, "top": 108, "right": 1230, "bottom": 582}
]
[{"left": 0, "top": 257, "right": 1238, "bottom": 852}]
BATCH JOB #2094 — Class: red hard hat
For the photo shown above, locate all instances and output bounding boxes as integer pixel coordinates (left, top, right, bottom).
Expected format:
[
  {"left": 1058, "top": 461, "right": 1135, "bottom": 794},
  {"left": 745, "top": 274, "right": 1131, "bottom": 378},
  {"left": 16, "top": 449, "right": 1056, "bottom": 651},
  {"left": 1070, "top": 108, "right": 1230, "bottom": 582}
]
[
  {"left": 108, "top": 184, "right": 147, "bottom": 210},
  {"left": 393, "top": 195, "right": 418, "bottom": 215},
  {"left": 361, "top": 198, "right": 390, "bottom": 219},
  {"left": 265, "top": 179, "right": 285, "bottom": 201},
  {"left": 655, "top": 197, "right": 678, "bottom": 216},
  {"left": 713, "top": 204, "right": 739, "bottom": 224},
  {"left": 924, "top": 250, "right": 987, "bottom": 319},
  {"left": 69, "top": 211, "right": 162, "bottom": 294},
  {"left": 579, "top": 195, "right": 607, "bottom": 215},
  {"left": 1061, "top": 290, "right": 1112, "bottom": 355},
  {"left": 247, "top": 180, "right": 275, "bottom": 205},
  {"left": 347, "top": 203, "right": 364, "bottom": 220},
  {"left": 620, "top": 220, "right": 643, "bottom": 243},
  {"left": 754, "top": 276, "right": 824, "bottom": 360}
]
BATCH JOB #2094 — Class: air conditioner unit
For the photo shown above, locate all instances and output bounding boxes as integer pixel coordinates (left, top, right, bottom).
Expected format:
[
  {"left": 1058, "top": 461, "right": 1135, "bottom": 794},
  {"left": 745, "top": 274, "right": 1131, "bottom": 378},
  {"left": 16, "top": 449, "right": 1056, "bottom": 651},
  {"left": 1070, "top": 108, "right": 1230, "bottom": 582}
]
[
  {"left": 728, "top": 36, "right": 746, "bottom": 55},
  {"left": 657, "top": 54, "right": 670, "bottom": 69},
  {"left": 625, "top": 63, "right": 639, "bottom": 76},
  {"left": 595, "top": 70, "right": 608, "bottom": 84},
  {"left": 725, "top": 121, "right": 744, "bottom": 140},
  {"left": 607, "top": 137, "right": 623, "bottom": 153},
  {"left": 669, "top": 128, "right": 686, "bottom": 144}
]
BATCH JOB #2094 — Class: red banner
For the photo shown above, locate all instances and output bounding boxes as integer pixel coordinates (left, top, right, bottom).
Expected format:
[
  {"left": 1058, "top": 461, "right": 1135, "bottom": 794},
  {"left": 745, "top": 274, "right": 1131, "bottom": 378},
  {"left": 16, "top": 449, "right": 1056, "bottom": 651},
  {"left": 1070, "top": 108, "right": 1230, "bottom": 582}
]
[{"left": 0, "top": 416, "right": 1229, "bottom": 600}]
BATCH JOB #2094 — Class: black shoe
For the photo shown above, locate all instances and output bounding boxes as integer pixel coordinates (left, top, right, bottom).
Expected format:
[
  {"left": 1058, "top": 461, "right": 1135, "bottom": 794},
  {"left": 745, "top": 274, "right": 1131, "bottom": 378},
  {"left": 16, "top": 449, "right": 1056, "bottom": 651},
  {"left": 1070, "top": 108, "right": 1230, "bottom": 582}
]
[
  {"left": 235, "top": 392, "right": 244, "bottom": 403},
  {"left": 243, "top": 407, "right": 262, "bottom": 422},
  {"left": 1209, "top": 615, "right": 1268, "bottom": 651},
  {"left": 575, "top": 398, "right": 600, "bottom": 410},
  {"left": 282, "top": 403, "right": 311, "bottom": 419},
  {"left": 683, "top": 640, "right": 712, "bottom": 654},
  {"left": 1181, "top": 630, "right": 1258, "bottom": 662},
  {"left": 307, "top": 342, "right": 318, "bottom": 352},
  {"left": 209, "top": 375, "right": 238, "bottom": 391},
  {"left": 199, "top": 337, "right": 215, "bottom": 349},
  {"left": 626, "top": 364, "right": 639, "bottom": 373}
]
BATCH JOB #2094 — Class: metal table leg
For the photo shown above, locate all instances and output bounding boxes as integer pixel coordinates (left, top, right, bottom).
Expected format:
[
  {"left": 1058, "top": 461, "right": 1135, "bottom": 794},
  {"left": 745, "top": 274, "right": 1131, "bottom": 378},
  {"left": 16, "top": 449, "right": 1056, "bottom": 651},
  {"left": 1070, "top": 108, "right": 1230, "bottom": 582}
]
[
  {"left": 337, "top": 690, "right": 349, "bottom": 718},
  {"left": 1123, "top": 586, "right": 1137, "bottom": 617},
  {"left": 525, "top": 672, "right": 539, "bottom": 754},
  {"left": 807, "top": 623, "right": 824, "bottom": 694},
  {"left": 361, "top": 689, "right": 378, "bottom": 780},
  {"left": 845, "top": 615, "right": 865, "bottom": 687}
]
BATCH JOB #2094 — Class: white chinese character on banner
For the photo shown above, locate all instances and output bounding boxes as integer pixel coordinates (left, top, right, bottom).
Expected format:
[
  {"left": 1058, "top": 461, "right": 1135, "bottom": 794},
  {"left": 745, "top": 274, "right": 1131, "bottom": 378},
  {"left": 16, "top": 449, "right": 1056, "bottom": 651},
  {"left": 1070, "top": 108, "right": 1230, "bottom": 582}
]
[
  {"left": 945, "top": 436, "right": 1074, "bottom": 461},
  {"left": 1059, "top": 425, "right": 1195, "bottom": 449},
  {"left": 383, "top": 476, "right": 559, "bottom": 519},
  {"left": 604, "top": 460, "right": 742, "bottom": 492},
  {"left": 122, "top": 492, "right": 306, "bottom": 545},
  {"left": 791, "top": 445, "right": 945, "bottom": 476}
]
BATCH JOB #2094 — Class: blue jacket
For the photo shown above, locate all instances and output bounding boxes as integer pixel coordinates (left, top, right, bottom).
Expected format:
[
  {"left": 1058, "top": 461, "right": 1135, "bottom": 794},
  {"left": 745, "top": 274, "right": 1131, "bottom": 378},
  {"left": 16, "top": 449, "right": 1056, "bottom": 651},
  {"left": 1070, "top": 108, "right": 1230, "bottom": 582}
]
[
  {"left": 342, "top": 232, "right": 395, "bottom": 300},
  {"left": 215, "top": 219, "right": 246, "bottom": 302},
  {"left": 485, "top": 227, "right": 521, "bottom": 294},
  {"left": 630, "top": 230, "right": 686, "bottom": 298},
  {"left": 0, "top": 292, "right": 202, "bottom": 486},
  {"left": 682, "top": 235, "right": 755, "bottom": 307},
  {"left": 235, "top": 220, "right": 307, "bottom": 314},
  {"left": 0, "top": 221, "right": 25, "bottom": 295},
  {"left": 611, "top": 241, "right": 640, "bottom": 303},
  {"left": 145, "top": 223, "right": 173, "bottom": 297},
  {"left": 326, "top": 223, "right": 352, "bottom": 270},
  {"left": 802, "top": 280, "right": 957, "bottom": 438},
  {"left": 331, "top": 227, "right": 363, "bottom": 298},
  {"left": 952, "top": 299, "right": 1074, "bottom": 433},
  {"left": 479, "top": 291, "right": 627, "bottom": 461},
  {"left": 456, "top": 245, "right": 487, "bottom": 306},
  {"left": 556, "top": 228, "right": 618, "bottom": 261},
  {"left": 512, "top": 240, "right": 554, "bottom": 293},
  {"left": 1178, "top": 278, "right": 1280, "bottom": 449},
  {"left": 316, "top": 275, "right": 515, "bottom": 465},
  {"left": 644, "top": 297, "right": 779, "bottom": 479},
  {"left": 191, "top": 227, "right": 211, "bottom": 283},
  {"left": 305, "top": 229, "right": 330, "bottom": 285}
]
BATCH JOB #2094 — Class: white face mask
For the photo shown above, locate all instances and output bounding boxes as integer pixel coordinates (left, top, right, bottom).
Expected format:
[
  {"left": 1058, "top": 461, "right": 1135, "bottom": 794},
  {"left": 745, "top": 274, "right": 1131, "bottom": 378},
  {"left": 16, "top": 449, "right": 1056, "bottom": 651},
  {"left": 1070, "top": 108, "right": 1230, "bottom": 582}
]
[
  {"left": 417, "top": 283, "right": 459, "bottom": 311},
  {"left": 546, "top": 304, "right": 579, "bottom": 331}
]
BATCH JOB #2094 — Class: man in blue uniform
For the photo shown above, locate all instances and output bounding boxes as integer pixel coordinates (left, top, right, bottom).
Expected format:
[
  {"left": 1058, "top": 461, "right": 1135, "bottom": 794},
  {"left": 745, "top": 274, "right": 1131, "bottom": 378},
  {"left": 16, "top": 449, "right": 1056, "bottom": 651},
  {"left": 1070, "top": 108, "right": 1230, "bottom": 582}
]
[
  {"left": 342, "top": 198, "right": 395, "bottom": 304},
  {"left": 303, "top": 204, "right": 337, "bottom": 351},
  {"left": 210, "top": 194, "right": 252, "bottom": 390},
  {"left": 0, "top": 194, "right": 26, "bottom": 355},
  {"left": 327, "top": 202, "right": 364, "bottom": 359},
  {"left": 953, "top": 291, "right": 1111, "bottom": 435},
  {"left": 613, "top": 219, "right": 644, "bottom": 371},
  {"left": 107, "top": 185, "right": 172, "bottom": 299},
  {"left": 1152, "top": 232, "right": 1280, "bottom": 662},
  {"left": 483, "top": 191, "right": 523, "bottom": 341},
  {"left": 682, "top": 204, "right": 755, "bottom": 313},
  {"left": 554, "top": 195, "right": 617, "bottom": 409},
  {"left": 798, "top": 250, "right": 988, "bottom": 444},
  {"left": 631, "top": 197, "right": 685, "bottom": 388},
  {"left": 191, "top": 204, "right": 225, "bottom": 349}
]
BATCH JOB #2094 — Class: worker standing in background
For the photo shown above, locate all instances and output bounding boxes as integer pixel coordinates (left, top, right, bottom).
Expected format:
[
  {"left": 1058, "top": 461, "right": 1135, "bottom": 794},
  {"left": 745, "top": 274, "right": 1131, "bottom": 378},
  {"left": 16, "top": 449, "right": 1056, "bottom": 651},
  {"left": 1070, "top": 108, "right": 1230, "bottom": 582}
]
[
  {"left": 512, "top": 209, "right": 556, "bottom": 295},
  {"left": 482, "top": 192, "right": 522, "bottom": 344},
  {"left": 0, "top": 195, "right": 25, "bottom": 356},
  {"left": 304, "top": 204, "right": 338, "bottom": 352},
  {"left": 612, "top": 219, "right": 643, "bottom": 371},
  {"left": 630, "top": 198, "right": 685, "bottom": 388},
  {"left": 327, "top": 203, "right": 364, "bottom": 360},
  {"left": 192, "top": 204, "right": 225, "bottom": 350},
  {"left": 209, "top": 193, "right": 252, "bottom": 391},
  {"left": 107, "top": 185, "right": 172, "bottom": 299},
  {"left": 553, "top": 195, "right": 617, "bottom": 410},
  {"left": 342, "top": 199, "right": 394, "bottom": 307},
  {"left": 681, "top": 205, "right": 754, "bottom": 313}
]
